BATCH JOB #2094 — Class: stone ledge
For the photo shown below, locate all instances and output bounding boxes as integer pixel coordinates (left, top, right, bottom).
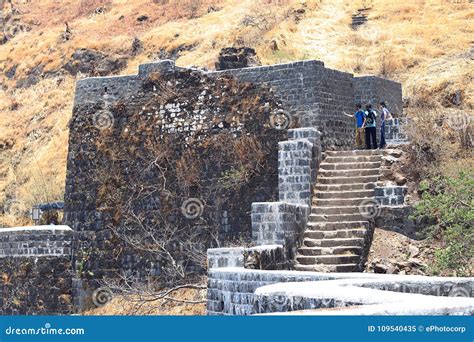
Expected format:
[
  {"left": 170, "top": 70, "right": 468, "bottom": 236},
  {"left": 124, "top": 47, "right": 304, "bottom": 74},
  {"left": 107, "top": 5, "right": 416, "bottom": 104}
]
[
  {"left": 254, "top": 277, "right": 474, "bottom": 315},
  {"left": 0, "top": 225, "right": 73, "bottom": 234},
  {"left": 207, "top": 267, "right": 473, "bottom": 315},
  {"left": 0, "top": 225, "right": 74, "bottom": 258}
]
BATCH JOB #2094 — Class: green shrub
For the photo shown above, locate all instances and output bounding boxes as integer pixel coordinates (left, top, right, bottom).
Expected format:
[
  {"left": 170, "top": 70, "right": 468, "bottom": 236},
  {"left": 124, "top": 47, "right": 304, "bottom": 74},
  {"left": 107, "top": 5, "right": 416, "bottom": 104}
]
[{"left": 413, "top": 171, "right": 473, "bottom": 276}]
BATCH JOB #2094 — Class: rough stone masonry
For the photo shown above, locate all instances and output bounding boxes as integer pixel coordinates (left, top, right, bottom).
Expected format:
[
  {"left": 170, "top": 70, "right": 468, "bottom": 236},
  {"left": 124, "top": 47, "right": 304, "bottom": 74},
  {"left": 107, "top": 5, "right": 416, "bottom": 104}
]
[
  {"left": 0, "top": 226, "right": 74, "bottom": 315},
  {"left": 60, "top": 59, "right": 402, "bottom": 311}
]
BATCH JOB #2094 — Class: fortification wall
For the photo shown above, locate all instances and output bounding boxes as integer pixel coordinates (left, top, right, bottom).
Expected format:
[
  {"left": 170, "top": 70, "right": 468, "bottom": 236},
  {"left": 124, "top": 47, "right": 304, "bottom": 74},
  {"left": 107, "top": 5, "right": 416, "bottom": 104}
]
[
  {"left": 0, "top": 226, "right": 74, "bottom": 315},
  {"left": 64, "top": 59, "right": 403, "bottom": 310},
  {"left": 354, "top": 76, "right": 403, "bottom": 116},
  {"left": 213, "top": 60, "right": 355, "bottom": 149},
  {"left": 208, "top": 268, "right": 474, "bottom": 315},
  {"left": 65, "top": 60, "right": 290, "bottom": 309}
]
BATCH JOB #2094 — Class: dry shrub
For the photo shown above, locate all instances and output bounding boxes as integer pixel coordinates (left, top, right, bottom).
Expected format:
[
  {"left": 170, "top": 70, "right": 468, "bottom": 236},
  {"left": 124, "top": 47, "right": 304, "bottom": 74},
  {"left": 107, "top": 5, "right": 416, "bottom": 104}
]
[
  {"left": 76, "top": 0, "right": 111, "bottom": 18},
  {"left": 404, "top": 110, "right": 444, "bottom": 181},
  {"left": 153, "top": 0, "right": 222, "bottom": 20},
  {"left": 404, "top": 108, "right": 473, "bottom": 181}
]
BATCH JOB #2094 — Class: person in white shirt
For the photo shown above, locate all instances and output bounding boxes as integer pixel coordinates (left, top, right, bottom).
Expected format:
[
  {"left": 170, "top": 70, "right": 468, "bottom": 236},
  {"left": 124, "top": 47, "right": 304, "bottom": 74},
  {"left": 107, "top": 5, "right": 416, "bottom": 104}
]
[{"left": 379, "top": 102, "right": 392, "bottom": 149}]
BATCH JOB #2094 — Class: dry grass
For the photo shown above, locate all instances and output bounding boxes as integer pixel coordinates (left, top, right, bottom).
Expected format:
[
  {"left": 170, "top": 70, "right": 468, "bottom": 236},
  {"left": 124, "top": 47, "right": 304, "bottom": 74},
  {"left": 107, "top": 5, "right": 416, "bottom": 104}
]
[
  {"left": 84, "top": 287, "right": 206, "bottom": 315},
  {"left": 0, "top": 0, "right": 473, "bottom": 226}
]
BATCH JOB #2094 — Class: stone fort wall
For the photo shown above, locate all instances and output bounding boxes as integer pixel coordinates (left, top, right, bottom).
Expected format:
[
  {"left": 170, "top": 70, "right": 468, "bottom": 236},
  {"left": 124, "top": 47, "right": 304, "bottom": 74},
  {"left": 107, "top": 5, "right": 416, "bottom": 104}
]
[
  {"left": 0, "top": 226, "right": 74, "bottom": 315},
  {"left": 63, "top": 59, "right": 402, "bottom": 310}
]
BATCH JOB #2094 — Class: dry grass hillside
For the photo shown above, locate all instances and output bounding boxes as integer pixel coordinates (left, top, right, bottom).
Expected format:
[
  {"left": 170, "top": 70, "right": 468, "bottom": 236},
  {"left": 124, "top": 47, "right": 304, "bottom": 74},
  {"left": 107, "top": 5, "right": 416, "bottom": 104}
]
[{"left": 0, "top": 0, "right": 473, "bottom": 226}]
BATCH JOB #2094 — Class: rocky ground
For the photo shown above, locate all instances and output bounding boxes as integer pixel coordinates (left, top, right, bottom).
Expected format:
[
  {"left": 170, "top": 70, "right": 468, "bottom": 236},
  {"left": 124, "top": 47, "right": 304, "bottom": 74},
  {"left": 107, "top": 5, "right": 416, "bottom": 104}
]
[{"left": 366, "top": 228, "right": 436, "bottom": 276}]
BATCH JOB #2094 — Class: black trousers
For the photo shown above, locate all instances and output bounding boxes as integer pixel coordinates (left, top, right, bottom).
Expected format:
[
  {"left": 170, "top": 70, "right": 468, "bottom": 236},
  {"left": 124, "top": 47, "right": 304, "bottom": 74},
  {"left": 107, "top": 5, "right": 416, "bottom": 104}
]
[{"left": 365, "top": 127, "right": 377, "bottom": 149}]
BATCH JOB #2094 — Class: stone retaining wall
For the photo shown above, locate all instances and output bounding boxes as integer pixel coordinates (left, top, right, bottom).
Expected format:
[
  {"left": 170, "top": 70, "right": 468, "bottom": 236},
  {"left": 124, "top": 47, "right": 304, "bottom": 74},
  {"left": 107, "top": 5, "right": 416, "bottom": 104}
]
[
  {"left": 354, "top": 76, "right": 403, "bottom": 116},
  {"left": 207, "top": 268, "right": 353, "bottom": 315},
  {"left": 213, "top": 60, "right": 355, "bottom": 150},
  {"left": 251, "top": 202, "right": 308, "bottom": 263},
  {"left": 207, "top": 267, "right": 474, "bottom": 316},
  {"left": 374, "top": 186, "right": 407, "bottom": 206},
  {"left": 66, "top": 59, "right": 402, "bottom": 309},
  {"left": 0, "top": 226, "right": 74, "bottom": 315},
  {"left": 0, "top": 226, "right": 73, "bottom": 257}
]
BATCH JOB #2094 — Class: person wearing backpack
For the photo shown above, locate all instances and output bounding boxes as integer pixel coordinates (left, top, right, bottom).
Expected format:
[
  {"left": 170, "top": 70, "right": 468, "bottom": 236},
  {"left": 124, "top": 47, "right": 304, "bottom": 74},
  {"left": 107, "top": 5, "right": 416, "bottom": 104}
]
[
  {"left": 354, "top": 103, "right": 366, "bottom": 149},
  {"left": 363, "top": 104, "right": 377, "bottom": 149},
  {"left": 379, "top": 101, "right": 392, "bottom": 149}
]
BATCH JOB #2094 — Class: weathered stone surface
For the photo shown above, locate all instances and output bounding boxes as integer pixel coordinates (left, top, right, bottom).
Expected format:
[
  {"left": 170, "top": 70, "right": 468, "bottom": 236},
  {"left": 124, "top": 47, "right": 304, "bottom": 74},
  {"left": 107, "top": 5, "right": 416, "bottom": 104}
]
[
  {"left": 64, "top": 59, "right": 403, "bottom": 309},
  {"left": 63, "top": 48, "right": 127, "bottom": 77},
  {"left": 251, "top": 202, "right": 308, "bottom": 263},
  {"left": 0, "top": 226, "right": 74, "bottom": 315},
  {"left": 0, "top": 226, "right": 73, "bottom": 257},
  {"left": 207, "top": 267, "right": 474, "bottom": 315},
  {"left": 254, "top": 277, "right": 474, "bottom": 315},
  {"left": 244, "top": 245, "right": 286, "bottom": 270},
  {"left": 215, "top": 47, "right": 261, "bottom": 71},
  {"left": 207, "top": 247, "right": 245, "bottom": 269}
]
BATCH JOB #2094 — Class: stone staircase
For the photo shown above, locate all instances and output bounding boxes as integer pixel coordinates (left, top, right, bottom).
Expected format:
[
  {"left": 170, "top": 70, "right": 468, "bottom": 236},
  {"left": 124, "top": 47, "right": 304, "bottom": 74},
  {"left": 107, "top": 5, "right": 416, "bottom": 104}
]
[
  {"left": 351, "top": 8, "right": 370, "bottom": 30},
  {"left": 295, "top": 149, "right": 382, "bottom": 272}
]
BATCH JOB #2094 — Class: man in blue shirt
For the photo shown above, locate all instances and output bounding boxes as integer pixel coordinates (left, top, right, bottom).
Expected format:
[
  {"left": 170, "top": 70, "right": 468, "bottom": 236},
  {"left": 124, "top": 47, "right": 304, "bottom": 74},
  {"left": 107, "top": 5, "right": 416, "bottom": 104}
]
[{"left": 354, "top": 103, "right": 365, "bottom": 149}]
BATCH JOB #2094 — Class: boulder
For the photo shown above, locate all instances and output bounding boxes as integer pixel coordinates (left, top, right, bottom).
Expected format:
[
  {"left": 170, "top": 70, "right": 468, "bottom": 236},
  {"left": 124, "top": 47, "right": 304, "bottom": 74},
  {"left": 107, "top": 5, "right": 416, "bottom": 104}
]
[
  {"left": 394, "top": 172, "right": 407, "bottom": 185},
  {"left": 63, "top": 48, "right": 127, "bottom": 77},
  {"left": 215, "top": 47, "right": 261, "bottom": 71},
  {"left": 131, "top": 37, "right": 143, "bottom": 56},
  {"left": 15, "top": 64, "right": 44, "bottom": 89}
]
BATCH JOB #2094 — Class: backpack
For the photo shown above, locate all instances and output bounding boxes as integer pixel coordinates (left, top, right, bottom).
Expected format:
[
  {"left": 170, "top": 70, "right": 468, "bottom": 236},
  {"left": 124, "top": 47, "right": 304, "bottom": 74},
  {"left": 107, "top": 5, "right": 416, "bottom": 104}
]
[{"left": 366, "top": 110, "right": 376, "bottom": 126}]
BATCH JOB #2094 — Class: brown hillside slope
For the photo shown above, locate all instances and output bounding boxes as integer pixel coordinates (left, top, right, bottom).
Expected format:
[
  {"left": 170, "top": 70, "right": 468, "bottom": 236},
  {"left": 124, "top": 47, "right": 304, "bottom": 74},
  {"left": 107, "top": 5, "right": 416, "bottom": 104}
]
[{"left": 0, "top": 0, "right": 473, "bottom": 226}]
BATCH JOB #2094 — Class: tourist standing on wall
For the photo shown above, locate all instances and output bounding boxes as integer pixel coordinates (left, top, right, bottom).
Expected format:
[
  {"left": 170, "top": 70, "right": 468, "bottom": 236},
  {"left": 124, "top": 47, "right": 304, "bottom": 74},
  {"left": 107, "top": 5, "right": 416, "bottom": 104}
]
[
  {"left": 354, "top": 104, "right": 366, "bottom": 149},
  {"left": 363, "top": 104, "right": 377, "bottom": 149},
  {"left": 379, "top": 102, "right": 392, "bottom": 149}
]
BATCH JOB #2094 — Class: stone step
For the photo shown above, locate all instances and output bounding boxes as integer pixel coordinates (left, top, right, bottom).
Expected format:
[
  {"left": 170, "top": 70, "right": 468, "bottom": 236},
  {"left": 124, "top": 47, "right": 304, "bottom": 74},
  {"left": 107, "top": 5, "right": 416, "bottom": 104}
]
[
  {"left": 319, "top": 161, "right": 381, "bottom": 170},
  {"left": 307, "top": 221, "right": 369, "bottom": 231},
  {"left": 294, "top": 263, "right": 360, "bottom": 272},
  {"left": 301, "top": 237, "right": 365, "bottom": 248},
  {"left": 319, "top": 168, "right": 380, "bottom": 177},
  {"left": 309, "top": 213, "right": 367, "bottom": 222},
  {"left": 324, "top": 155, "right": 382, "bottom": 163},
  {"left": 298, "top": 245, "right": 363, "bottom": 255},
  {"left": 314, "top": 197, "right": 374, "bottom": 206},
  {"left": 314, "top": 189, "right": 374, "bottom": 199},
  {"left": 296, "top": 254, "right": 360, "bottom": 265},
  {"left": 303, "top": 228, "right": 367, "bottom": 240},
  {"left": 312, "top": 206, "right": 365, "bottom": 215},
  {"left": 315, "top": 183, "right": 376, "bottom": 191},
  {"left": 325, "top": 150, "right": 382, "bottom": 157},
  {"left": 318, "top": 175, "right": 380, "bottom": 184}
]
